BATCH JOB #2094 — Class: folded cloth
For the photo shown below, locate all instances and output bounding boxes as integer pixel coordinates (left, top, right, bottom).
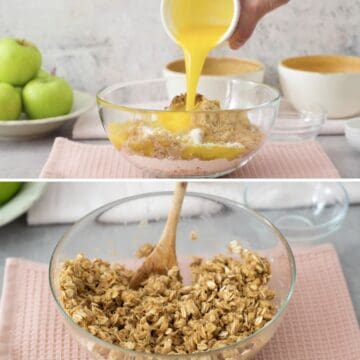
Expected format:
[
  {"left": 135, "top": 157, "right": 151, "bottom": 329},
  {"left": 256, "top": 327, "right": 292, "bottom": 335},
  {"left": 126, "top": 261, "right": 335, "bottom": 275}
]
[
  {"left": 27, "top": 182, "right": 360, "bottom": 225},
  {"left": 72, "top": 107, "right": 355, "bottom": 140},
  {"left": 40, "top": 138, "right": 340, "bottom": 179},
  {"left": 27, "top": 183, "right": 247, "bottom": 225},
  {"left": 0, "top": 245, "right": 359, "bottom": 359}
]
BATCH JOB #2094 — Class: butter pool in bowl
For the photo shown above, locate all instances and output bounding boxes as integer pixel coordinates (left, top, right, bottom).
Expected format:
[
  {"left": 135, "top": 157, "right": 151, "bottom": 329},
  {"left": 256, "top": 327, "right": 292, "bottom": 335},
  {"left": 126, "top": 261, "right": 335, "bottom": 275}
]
[
  {"left": 279, "top": 55, "right": 360, "bottom": 119},
  {"left": 97, "top": 78, "right": 279, "bottom": 178}
]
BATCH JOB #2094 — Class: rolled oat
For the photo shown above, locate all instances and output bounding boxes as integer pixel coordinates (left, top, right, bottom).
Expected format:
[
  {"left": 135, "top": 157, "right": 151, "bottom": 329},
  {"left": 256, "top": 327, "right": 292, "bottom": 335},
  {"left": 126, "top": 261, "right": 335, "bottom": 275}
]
[{"left": 59, "top": 246, "right": 276, "bottom": 355}]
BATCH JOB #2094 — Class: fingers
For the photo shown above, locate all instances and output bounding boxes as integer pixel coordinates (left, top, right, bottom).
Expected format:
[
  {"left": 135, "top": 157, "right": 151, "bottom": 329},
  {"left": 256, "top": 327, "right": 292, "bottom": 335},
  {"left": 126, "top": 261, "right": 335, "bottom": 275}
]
[
  {"left": 229, "top": 1, "right": 260, "bottom": 49},
  {"left": 229, "top": 0, "right": 289, "bottom": 50},
  {"left": 267, "top": 0, "right": 289, "bottom": 12},
  {"left": 256, "top": 0, "right": 290, "bottom": 17}
]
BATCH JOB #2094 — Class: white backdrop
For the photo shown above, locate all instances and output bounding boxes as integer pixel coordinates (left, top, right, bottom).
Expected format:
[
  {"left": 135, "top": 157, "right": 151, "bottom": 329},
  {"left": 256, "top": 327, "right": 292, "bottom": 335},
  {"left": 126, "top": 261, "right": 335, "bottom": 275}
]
[{"left": 1, "top": 0, "right": 359, "bottom": 93}]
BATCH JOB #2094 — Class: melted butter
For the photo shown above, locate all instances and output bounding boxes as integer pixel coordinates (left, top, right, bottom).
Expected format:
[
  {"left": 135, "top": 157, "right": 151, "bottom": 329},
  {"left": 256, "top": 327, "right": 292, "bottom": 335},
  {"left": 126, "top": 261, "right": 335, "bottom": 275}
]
[
  {"left": 168, "top": 0, "right": 234, "bottom": 110},
  {"left": 156, "top": 112, "right": 192, "bottom": 132},
  {"left": 167, "top": 57, "right": 263, "bottom": 76},
  {"left": 182, "top": 143, "right": 245, "bottom": 161},
  {"left": 107, "top": 1, "right": 248, "bottom": 161},
  {"left": 179, "top": 25, "right": 229, "bottom": 110}
]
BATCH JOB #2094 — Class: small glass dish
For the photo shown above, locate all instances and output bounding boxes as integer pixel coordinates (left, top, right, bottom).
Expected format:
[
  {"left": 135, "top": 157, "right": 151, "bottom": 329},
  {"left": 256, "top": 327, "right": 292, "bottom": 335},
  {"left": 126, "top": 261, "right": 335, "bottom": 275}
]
[
  {"left": 50, "top": 192, "right": 296, "bottom": 360},
  {"left": 269, "top": 99, "right": 326, "bottom": 142},
  {"left": 345, "top": 118, "right": 360, "bottom": 152},
  {"left": 97, "top": 78, "right": 280, "bottom": 178},
  {"left": 244, "top": 182, "right": 349, "bottom": 244}
]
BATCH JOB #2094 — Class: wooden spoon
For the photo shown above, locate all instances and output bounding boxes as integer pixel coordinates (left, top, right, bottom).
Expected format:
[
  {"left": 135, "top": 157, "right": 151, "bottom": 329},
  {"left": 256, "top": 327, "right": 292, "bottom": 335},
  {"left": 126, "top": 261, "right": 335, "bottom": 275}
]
[{"left": 129, "top": 182, "right": 188, "bottom": 289}]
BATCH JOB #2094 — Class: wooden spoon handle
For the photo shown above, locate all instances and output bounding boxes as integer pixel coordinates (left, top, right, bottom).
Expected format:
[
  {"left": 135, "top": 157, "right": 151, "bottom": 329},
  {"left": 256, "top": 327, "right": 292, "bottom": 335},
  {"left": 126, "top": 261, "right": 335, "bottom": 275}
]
[
  {"left": 159, "top": 182, "right": 188, "bottom": 246},
  {"left": 129, "top": 182, "right": 187, "bottom": 289}
]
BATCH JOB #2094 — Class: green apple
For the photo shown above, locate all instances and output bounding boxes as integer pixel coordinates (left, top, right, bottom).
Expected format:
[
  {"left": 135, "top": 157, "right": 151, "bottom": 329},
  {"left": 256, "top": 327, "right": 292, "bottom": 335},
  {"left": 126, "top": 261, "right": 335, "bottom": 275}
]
[
  {"left": 0, "top": 83, "right": 22, "bottom": 120},
  {"left": 0, "top": 38, "right": 42, "bottom": 86},
  {"left": 14, "top": 86, "right": 22, "bottom": 96},
  {"left": 23, "top": 76, "right": 73, "bottom": 119},
  {"left": 14, "top": 86, "right": 24, "bottom": 112},
  {"left": 0, "top": 182, "right": 22, "bottom": 205},
  {"left": 36, "top": 69, "right": 51, "bottom": 79}
]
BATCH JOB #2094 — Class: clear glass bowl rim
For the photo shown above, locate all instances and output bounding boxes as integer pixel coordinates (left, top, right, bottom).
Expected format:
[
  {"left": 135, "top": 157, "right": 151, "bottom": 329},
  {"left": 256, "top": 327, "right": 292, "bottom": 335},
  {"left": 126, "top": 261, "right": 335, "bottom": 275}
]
[
  {"left": 243, "top": 182, "right": 349, "bottom": 236},
  {"left": 272, "top": 112, "right": 327, "bottom": 130},
  {"left": 49, "top": 191, "right": 297, "bottom": 359},
  {"left": 273, "top": 99, "right": 327, "bottom": 130},
  {"left": 96, "top": 78, "right": 281, "bottom": 114}
]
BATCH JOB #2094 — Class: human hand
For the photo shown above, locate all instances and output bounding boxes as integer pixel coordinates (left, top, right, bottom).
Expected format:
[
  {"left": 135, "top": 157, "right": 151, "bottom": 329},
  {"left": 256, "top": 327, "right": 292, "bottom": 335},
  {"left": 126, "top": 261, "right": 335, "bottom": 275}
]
[{"left": 229, "top": 0, "right": 289, "bottom": 49}]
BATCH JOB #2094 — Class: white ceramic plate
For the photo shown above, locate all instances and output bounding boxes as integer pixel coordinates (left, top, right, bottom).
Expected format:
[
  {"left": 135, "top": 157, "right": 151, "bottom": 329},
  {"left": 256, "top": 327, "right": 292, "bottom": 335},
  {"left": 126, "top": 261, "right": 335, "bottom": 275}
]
[
  {"left": 0, "top": 90, "right": 95, "bottom": 139},
  {"left": 0, "top": 183, "right": 47, "bottom": 228}
]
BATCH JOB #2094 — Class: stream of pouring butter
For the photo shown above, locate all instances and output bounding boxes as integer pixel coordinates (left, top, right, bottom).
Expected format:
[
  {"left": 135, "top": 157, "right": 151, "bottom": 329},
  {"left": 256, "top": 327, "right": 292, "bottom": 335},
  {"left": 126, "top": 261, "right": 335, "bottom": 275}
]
[{"left": 168, "top": 0, "right": 234, "bottom": 110}]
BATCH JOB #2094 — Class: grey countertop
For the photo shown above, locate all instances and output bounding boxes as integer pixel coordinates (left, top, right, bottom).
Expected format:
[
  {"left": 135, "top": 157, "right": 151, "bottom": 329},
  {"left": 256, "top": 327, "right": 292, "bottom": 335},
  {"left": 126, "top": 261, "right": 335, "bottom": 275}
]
[
  {"left": 0, "top": 123, "right": 359, "bottom": 178},
  {"left": 0, "top": 206, "right": 359, "bottom": 323}
]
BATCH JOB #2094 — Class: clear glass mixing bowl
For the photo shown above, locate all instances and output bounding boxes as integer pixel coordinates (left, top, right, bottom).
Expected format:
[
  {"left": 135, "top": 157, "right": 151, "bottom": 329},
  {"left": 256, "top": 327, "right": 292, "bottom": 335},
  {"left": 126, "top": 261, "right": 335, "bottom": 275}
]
[
  {"left": 270, "top": 99, "right": 326, "bottom": 142},
  {"left": 49, "top": 192, "right": 296, "bottom": 360},
  {"left": 244, "top": 182, "right": 349, "bottom": 244},
  {"left": 97, "top": 79, "right": 280, "bottom": 178}
]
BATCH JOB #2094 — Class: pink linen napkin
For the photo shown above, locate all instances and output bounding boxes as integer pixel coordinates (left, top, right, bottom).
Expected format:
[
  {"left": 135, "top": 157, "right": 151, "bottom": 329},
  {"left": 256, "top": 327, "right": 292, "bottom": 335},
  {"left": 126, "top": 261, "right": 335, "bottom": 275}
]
[
  {"left": 0, "top": 244, "right": 359, "bottom": 360},
  {"left": 40, "top": 138, "right": 340, "bottom": 179}
]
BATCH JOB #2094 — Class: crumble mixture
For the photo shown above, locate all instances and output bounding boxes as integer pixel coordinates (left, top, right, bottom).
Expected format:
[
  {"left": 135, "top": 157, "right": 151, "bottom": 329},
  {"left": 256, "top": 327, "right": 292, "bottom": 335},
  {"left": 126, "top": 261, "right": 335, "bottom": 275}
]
[
  {"left": 59, "top": 242, "right": 276, "bottom": 355},
  {"left": 108, "top": 94, "right": 264, "bottom": 161},
  {"left": 135, "top": 243, "right": 155, "bottom": 259}
]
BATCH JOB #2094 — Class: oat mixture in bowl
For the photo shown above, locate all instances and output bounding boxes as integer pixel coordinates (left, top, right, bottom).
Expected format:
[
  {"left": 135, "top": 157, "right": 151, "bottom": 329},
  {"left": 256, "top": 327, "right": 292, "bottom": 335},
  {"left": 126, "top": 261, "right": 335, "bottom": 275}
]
[
  {"left": 97, "top": 79, "right": 280, "bottom": 178},
  {"left": 50, "top": 193, "right": 296, "bottom": 360}
]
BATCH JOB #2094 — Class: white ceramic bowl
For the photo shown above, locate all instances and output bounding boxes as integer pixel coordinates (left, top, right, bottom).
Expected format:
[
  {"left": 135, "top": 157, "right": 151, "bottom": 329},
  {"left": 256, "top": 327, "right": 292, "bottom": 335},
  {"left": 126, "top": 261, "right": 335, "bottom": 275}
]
[
  {"left": 345, "top": 118, "right": 360, "bottom": 151},
  {"left": 279, "top": 55, "right": 360, "bottom": 119},
  {"left": 164, "top": 57, "right": 265, "bottom": 100},
  {"left": 0, "top": 90, "right": 95, "bottom": 139}
]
